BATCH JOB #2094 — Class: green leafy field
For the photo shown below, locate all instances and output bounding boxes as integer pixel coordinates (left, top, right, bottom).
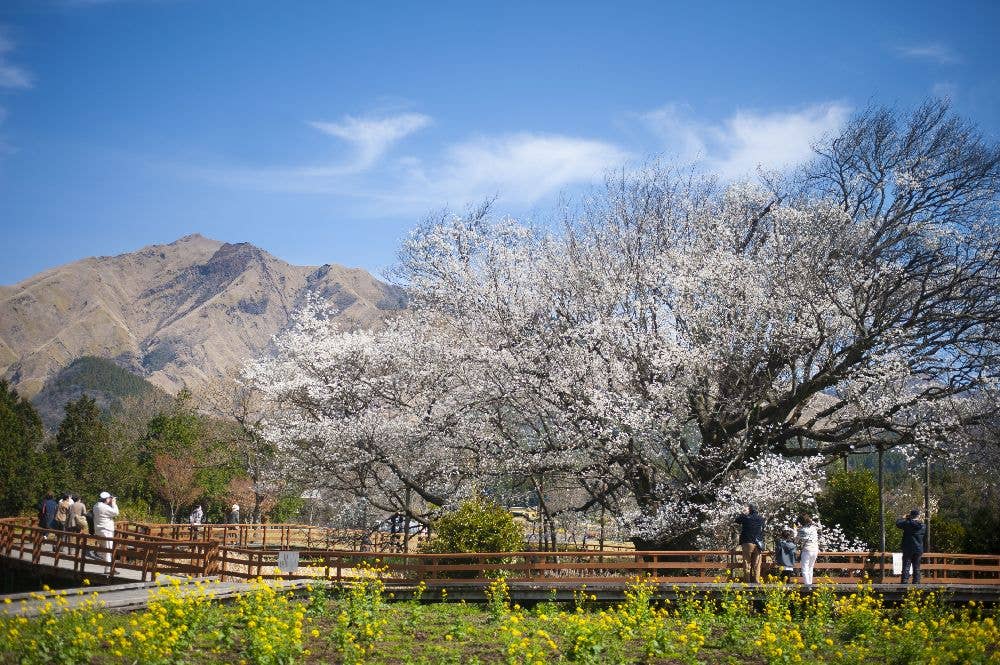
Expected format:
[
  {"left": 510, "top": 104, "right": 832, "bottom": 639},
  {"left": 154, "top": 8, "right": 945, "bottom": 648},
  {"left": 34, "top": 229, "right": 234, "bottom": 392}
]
[{"left": 1, "top": 574, "right": 998, "bottom": 664}]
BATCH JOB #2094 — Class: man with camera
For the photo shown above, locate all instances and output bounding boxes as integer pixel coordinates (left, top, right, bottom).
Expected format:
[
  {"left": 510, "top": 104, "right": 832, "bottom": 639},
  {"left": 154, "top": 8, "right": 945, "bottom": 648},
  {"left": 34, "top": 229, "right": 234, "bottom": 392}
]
[
  {"left": 895, "top": 508, "right": 927, "bottom": 584},
  {"left": 91, "top": 491, "right": 119, "bottom": 564},
  {"left": 735, "top": 503, "right": 766, "bottom": 583}
]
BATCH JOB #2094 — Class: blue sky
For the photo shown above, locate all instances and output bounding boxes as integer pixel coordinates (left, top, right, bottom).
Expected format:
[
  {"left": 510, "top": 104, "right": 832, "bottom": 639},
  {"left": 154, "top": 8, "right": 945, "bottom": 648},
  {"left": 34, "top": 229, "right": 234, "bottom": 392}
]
[{"left": 0, "top": 0, "right": 998, "bottom": 285}]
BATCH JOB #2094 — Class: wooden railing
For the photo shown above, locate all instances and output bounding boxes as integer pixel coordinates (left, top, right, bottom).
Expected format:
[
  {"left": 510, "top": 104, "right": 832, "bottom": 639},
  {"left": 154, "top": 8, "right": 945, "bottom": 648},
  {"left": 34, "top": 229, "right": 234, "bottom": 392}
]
[
  {"left": 209, "top": 548, "right": 1000, "bottom": 586},
  {"left": 0, "top": 519, "right": 218, "bottom": 582},
  {"left": 123, "top": 522, "right": 426, "bottom": 553},
  {"left": 4, "top": 518, "right": 998, "bottom": 587}
]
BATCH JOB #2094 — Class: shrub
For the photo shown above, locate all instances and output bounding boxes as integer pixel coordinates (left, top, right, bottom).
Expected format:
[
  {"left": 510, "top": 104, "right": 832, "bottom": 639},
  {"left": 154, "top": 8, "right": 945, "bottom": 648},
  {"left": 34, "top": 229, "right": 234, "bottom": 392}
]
[
  {"left": 929, "top": 514, "right": 967, "bottom": 553},
  {"left": 817, "top": 470, "right": 902, "bottom": 550},
  {"left": 421, "top": 497, "right": 524, "bottom": 554}
]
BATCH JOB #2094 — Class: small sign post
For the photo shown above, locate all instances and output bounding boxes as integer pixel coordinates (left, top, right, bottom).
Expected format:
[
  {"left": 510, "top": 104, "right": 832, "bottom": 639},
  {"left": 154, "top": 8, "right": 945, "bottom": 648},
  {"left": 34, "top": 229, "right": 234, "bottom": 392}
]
[
  {"left": 891, "top": 552, "right": 903, "bottom": 576},
  {"left": 277, "top": 550, "right": 300, "bottom": 574}
]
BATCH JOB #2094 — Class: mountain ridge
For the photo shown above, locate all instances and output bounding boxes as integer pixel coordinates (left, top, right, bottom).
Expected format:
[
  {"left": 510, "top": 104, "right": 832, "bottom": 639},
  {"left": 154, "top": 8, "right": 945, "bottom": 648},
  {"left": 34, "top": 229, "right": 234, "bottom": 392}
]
[{"left": 0, "top": 234, "right": 402, "bottom": 398}]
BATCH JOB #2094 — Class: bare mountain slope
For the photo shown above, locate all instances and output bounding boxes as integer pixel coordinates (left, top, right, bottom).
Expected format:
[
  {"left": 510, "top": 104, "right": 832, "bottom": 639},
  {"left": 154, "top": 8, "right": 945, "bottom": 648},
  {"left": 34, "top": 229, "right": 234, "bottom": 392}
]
[{"left": 0, "top": 234, "right": 404, "bottom": 397}]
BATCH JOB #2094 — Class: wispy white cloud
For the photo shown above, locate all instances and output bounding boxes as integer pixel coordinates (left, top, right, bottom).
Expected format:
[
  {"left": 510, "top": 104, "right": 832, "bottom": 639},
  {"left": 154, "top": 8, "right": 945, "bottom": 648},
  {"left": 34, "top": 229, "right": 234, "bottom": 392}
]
[
  {"left": 203, "top": 121, "right": 628, "bottom": 216},
  {"left": 201, "top": 111, "right": 430, "bottom": 189},
  {"left": 640, "top": 102, "right": 851, "bottom": 179},
  {"left": 895, "top": 43, "right": 961, "bottom": 65},
  {"left": 308, "top": 112, "right": 431, "bottom": 174},
  {"left": 0, "top": 28, "right": 33, "bottom": 89},
  {"left": 931, "top": 82, "right": 957, "bottom": 100},
  {"left": 202, "top": 102, "right": 846, "bottom": 216},
  {"left": 394, "top": 133, "right": 630, "bottom": 210}
]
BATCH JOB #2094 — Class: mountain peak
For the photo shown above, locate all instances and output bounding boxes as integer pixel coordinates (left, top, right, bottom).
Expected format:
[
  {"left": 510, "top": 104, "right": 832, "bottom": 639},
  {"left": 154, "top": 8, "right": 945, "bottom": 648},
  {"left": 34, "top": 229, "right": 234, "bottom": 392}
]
[{"left": 0, "top": 236, "right": 402, "bottom": 398}]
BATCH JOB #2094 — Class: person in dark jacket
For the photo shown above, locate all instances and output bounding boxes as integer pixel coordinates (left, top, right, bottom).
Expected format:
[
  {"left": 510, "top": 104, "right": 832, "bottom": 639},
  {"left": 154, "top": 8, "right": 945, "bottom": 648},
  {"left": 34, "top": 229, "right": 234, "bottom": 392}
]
[
  {"left": 735, "top": 504, "right": 766, "bottom": 583},
  {"left": 895, "top": 509, "right": 927, "bottom": 584},
  {"left": 38, "top": 492, "right": 57, "bottom": 530},
  {"left": 775, "top": 528, "right": 798, "bottom": 581}
]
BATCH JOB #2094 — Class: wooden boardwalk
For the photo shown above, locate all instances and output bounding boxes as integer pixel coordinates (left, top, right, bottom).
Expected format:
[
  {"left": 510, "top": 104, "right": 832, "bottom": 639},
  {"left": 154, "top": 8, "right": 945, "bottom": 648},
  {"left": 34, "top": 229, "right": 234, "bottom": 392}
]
[
  {"left": 4, "top": 518, "right": 999, "bottom": 610},
  {"left": 6, "top": 577, "right": 998, "bottom": 619},
  {"left": 1, "top": 576, "right": 317, "bottom": 618},
  {"left": 1, "top": 522, "right": 217, "bottom": 585},
  {"left": 419, "top": 580, "right": 1000, "bottom": 606}
]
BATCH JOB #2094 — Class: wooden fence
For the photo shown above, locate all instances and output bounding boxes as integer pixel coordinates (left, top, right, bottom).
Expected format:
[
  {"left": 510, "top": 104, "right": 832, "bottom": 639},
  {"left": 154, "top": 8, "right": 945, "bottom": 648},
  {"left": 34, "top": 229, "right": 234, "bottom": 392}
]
[
  {"left": 3, "top": 518, "right": 998, "bottom": 587},
  {"left": 209, "top": 547, "right": 1000, "bottom": 586},
  {"left": 0, "top": 520, "right": 217, "bottom": 582},
  {"left": 122, "top": 521, "right": 425, "bottom": 553}
]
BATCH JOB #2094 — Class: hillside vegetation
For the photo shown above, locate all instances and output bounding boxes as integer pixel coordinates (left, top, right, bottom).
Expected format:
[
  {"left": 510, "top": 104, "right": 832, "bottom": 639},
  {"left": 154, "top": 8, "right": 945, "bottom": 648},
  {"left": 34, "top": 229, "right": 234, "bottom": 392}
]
[{"left": 31, "top": 356, "right": 169, "bottom": 430}]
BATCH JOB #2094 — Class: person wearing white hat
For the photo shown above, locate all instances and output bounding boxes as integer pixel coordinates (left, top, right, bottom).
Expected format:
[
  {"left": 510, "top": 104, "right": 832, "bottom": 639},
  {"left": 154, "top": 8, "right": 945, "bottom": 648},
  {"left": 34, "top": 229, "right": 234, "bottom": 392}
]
[{"left": 91, "top": 492, "right": 119, "bottom": 563}]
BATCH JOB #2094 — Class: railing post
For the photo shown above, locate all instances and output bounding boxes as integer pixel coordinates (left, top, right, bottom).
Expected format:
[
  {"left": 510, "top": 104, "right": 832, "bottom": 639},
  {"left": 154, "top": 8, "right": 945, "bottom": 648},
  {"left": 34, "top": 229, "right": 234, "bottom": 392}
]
[
  {"left": 147, "top": 543, "right": 160, "bottom": 582},
  {"left": 109, "top": 535, "right": 119, "bottom": 578},
  {"left": 203, "top": 541, "right": 218, "bottom": 576},
  {"left": 0, "top": 523, "right": 10, "bottom": 557},
  {"left": 31, "top": 530, "right": 43, "bottom": 564}
]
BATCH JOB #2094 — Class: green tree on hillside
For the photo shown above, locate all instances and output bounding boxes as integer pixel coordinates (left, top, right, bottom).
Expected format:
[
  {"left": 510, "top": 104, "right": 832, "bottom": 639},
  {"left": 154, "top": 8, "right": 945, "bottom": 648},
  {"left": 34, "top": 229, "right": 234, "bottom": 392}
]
[
  {"left": 0, "top": 381, "right": 46, "bottom": 516},
  {"left": 56, "top": 396, "right": 121, "bottom": 497},
  {"left": 144, "top": 390, "right": 241, "bottom": 520}
]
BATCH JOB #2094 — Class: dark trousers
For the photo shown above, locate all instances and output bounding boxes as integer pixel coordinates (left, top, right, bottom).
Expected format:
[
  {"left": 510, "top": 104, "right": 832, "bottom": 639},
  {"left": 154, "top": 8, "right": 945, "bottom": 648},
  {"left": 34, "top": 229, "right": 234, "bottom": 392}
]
[{"left": 901, "top": 550, "right": 923, "bottom": 583}]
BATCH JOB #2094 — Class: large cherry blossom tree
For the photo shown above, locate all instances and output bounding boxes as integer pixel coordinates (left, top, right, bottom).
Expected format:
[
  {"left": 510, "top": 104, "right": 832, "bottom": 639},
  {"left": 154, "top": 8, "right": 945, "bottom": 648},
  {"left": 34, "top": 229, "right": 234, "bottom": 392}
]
[{"left": 253, "top": 101, "right": 1000, "bottom": 548}]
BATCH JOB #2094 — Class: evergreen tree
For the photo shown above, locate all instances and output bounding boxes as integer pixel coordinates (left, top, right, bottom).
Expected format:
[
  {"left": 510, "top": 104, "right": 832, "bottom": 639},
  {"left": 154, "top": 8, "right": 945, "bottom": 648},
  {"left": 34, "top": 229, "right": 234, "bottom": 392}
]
[
  {"left": 817, "top": 470, "right": 902, "bottom": 551},
  {"left": 56, "top": 396, "right": 116, "bottom": 497},
  {"left": 0, "top": 380, "right": 45, "bottom": 516}
]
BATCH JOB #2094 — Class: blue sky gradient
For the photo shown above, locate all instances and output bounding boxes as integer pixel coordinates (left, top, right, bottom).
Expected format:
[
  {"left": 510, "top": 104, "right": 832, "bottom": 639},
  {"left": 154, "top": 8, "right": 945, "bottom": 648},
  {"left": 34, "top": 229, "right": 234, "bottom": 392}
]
[{"left": 0, "top": 0, "right": 998, "bottom": 284}]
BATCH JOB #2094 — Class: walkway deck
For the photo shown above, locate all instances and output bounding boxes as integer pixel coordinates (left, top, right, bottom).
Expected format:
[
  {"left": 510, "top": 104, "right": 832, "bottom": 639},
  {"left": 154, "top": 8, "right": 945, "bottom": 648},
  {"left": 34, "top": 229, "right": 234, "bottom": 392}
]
[
  {"left": 419, "top": 580, "right": 1000, "bottom": 606},
  {"left": 1, "top": 540, "right": 150, "bottom": 584},
  {"left": 6, "top": 577, "right": 997, "bottom": 619},
  {"left": 4, "top": 519, "right": 999, "bottom": 611},
  {"left": 1, "top": 576, "right": 316, "bottom": 618}
]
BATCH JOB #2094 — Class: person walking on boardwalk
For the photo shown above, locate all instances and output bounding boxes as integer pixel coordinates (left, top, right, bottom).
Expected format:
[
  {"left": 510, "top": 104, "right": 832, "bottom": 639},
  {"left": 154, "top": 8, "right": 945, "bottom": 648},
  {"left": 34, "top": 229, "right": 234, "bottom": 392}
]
[
  {"left": 68, "top": 495, "right": 88, "bottom": 534},
  {"left": 896, "top": 509, "right": 927, "bottom": 584},
  {"left": 53, "top": 493, "right": 73, "bottom": 544},
  {"left": 67, "top": 495, "right": 88, "bottom": 557},
  {"left": 38, "top": 492, "right": 57, "bottom": 531},
  {"left": 53, "top": 493, "right": 72, "bottom": 531},
  {"left": 735, "top": 503, "right": 766, "bottom": 583},
  {"left": 775, "top": 528, "right": 797, "bottom": 581},
  {"left": 229, "top": 503, "right": 240, "bottom": 524},
  {"left": 189, "top": 504, "right": 204, "bottom": 526},
  {"left": 91, "top": 492, "right": 119, "bottom": 563},
  {"left": 796, "top": 514, "right": 820, "bottom": 586}
]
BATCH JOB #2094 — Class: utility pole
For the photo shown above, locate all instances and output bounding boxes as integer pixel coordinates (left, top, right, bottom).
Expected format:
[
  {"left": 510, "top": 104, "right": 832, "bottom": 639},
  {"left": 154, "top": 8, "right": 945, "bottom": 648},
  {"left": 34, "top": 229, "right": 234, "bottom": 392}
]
[
  {"left": 878, "top": 443, "right": 886, "bottom": 582},
  {"left": 403, "top": 486, "right": 412, "bottom": 553},
  {"left": 599, "top": 497, "right": 606, "bottom": 552},
  {"left": 923, "top": 454, "right": 931, "bottom": 552}
]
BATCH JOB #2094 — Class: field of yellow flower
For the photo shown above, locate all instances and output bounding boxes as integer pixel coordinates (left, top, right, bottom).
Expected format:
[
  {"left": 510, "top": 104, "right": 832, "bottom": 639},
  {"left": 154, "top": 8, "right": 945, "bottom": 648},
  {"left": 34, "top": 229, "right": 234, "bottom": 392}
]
[{"left": 1, "top": 575, "right": 998, "bottom": 664}]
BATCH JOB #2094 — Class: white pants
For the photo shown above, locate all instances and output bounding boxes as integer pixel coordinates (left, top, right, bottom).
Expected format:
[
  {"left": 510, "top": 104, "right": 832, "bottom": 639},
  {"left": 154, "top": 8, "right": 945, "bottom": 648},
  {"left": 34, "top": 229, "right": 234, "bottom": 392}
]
[
  {"left": 800, "top": 548, "right": 819, "bottom": 585},
  {"left": 95, "top": 527, "right": 115, "bottom": 563}
]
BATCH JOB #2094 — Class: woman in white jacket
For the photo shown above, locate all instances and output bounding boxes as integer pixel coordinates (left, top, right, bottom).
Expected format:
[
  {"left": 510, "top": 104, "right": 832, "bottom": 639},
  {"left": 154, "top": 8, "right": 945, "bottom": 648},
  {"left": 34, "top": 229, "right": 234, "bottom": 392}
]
[
  {"left": 796, "top": 514, "right": 820, "bottom": 585},
  {"left": 92, "top": 492, "right": 119, "bottom": 563}
]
